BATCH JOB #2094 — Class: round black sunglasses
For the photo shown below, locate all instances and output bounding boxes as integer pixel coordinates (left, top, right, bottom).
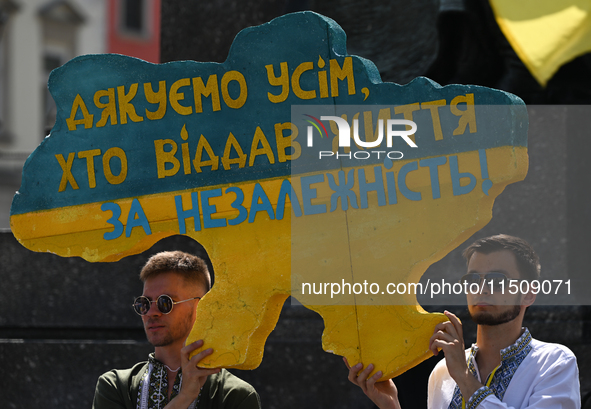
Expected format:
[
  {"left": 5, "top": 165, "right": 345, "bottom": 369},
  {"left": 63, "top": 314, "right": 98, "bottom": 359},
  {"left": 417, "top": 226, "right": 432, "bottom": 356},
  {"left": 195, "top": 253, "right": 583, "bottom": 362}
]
[{"left": 133, "top": 294, "right": 201, "bottom": 315}]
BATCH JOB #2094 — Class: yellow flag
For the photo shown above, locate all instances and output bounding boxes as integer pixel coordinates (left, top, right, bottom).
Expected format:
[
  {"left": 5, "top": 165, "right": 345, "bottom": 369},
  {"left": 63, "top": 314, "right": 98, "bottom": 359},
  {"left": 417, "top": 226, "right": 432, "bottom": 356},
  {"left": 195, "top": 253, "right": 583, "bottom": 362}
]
[{"left": 490, "top": 0, "right": 591, "bottom": 86}]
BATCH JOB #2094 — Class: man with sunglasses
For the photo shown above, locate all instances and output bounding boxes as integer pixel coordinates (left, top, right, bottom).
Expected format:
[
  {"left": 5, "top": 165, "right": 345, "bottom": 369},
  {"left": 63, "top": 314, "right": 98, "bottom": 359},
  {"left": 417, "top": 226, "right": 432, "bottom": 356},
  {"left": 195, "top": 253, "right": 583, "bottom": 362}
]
[
  {"left": 92, "top": 251, "right": 261, "bottom": 409},
  {"left": 346, "top": 234, "right": 580, "bottom": 409}
]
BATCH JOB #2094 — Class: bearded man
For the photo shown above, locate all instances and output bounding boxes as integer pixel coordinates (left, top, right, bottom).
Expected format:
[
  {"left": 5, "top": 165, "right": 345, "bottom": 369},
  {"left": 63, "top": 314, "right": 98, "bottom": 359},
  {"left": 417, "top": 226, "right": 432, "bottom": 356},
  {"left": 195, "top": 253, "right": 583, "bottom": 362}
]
[{"left": 346, "top": 234, "right": 580, "bottom": 409}]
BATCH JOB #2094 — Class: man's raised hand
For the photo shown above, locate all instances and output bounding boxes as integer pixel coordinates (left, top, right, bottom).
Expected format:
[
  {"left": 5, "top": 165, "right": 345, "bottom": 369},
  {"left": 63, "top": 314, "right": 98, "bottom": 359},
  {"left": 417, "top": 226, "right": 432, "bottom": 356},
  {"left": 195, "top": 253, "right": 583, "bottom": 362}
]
[{"left": 344, "top": 357, "right": 401, "bottom": 409}]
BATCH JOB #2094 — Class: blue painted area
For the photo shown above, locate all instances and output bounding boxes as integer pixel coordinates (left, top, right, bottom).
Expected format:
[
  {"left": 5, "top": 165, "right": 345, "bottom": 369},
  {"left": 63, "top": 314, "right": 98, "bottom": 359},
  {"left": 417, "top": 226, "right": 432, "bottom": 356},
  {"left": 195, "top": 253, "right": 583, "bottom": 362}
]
[
  {"left": 201, "top": 189, "right": 227, "bottom": 229},
  {"left": 125, "top": 198, "right": 152, "bottom": 237},
  {"left": 327, "top": 169, "right": 358, "bottom": 211},
  {"left": 358, "top": 167, "right": 386, "bottom": 208},
  {"left": 248, "top": 183, "right": 275, "bottom": 223},
  {"left": 11, "top": 11, "right": 527, "bottom": 215},
  {"left": 276, "top": 179, "right": 302, "bottom": 219},
  {"left": 419, "top": 157, "right": 447, "bottom": 199},
  {"left": 101, "top": 202, "right": 123, "bottom": 240},
  {"left": 175, "top": 193, "right": 202, "bottom": 234},
  {"left": 301, "top": 174, "right": 327, "bottom": 215},
  {"left": 226, "top": 187, "right": 249, "bottom": 225},
  {"left": 449, "top": 155, "right": 477, "bottom": 196},
  {"left": 398, "top": 162, "right": 422, "bottom": 201}
]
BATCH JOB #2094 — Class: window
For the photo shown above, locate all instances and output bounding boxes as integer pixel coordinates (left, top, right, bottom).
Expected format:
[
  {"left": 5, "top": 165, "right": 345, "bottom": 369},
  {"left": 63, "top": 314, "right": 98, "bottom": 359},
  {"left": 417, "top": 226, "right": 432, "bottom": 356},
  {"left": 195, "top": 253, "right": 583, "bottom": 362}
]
[
  {"left": 43, "top": 54, "right": 64, "bottom": 135},
  {"left": 122, "top": 0, "right": 145, "bottom": 35}
]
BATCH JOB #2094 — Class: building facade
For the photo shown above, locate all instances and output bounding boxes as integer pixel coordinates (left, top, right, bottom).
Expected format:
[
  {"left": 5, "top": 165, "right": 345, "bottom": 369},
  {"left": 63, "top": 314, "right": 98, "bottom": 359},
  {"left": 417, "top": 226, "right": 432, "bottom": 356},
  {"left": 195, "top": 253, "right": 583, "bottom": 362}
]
[
  {"left": 0, "top": 0, "right": 159, "bottom": 228},
  {"left": 0, "top": 0, "right": 159, "bottom": 174}
]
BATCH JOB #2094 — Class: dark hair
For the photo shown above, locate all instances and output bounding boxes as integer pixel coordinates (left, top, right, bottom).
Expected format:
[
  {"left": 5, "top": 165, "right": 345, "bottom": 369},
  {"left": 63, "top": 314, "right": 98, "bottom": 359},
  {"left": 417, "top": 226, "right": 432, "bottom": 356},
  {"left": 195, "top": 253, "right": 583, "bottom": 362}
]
[
  {"left": 140, "top": 251, "right": 211, "bottom": 292},
  {"left": 462, "top": 234, "right": 541, "bottom": 280}
]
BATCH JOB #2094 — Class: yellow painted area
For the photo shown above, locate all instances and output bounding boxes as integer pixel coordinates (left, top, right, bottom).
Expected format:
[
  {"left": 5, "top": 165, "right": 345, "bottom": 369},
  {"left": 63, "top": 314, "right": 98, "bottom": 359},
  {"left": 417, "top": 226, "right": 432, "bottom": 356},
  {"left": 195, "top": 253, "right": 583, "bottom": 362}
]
[
  {"left": 291, "top": 146, "right": 527, "bottom": 379},
  {"left": 185, "top": 214, "right": 292, "bottom": 368},
  {"left": 10, "top": 145, "right": 527, "bottom": 379},
  {"left": 314, "top": 305, "right": 448, "bottom": 379},
  {"left": 490, "top": 0, "right": 591, "bottom": 86}
]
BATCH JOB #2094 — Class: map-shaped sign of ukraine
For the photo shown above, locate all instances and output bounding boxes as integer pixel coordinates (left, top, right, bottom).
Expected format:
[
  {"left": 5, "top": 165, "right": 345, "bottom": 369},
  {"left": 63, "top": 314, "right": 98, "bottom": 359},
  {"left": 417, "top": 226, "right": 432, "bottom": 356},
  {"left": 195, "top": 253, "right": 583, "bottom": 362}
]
[{"left": 10, "top": 12, "right": 528, "bottom": 380}]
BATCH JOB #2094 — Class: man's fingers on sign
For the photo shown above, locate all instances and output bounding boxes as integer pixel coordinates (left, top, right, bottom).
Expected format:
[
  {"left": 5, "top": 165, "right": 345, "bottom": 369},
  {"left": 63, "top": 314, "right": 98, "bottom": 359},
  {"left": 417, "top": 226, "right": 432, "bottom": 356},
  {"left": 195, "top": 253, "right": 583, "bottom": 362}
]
[
  {"left": 429, "top": 311, "right": 463, "bottom": 355},
  {"left": 345, "top": 358, "right": 375, "bottom": 391},
  {"left": 344, "top": 358, "right": 365, "bottom": 387},
  {"left": 444, "top": 311, "right": 463, "bottom": 341},
  {"left": 357, "top": 363, "right": 377, "bottom": 392},
  {"left": 181, "top": 339, "right": 204, "bottom": 363},
  {"left": 343, "top": 356, "right": 352, "bottom": 371},
  {"left": 182, "top": 340, "right": 221, "bottom": 373},
  {"left": 182, "top": 339, "right": 203, "bottom": 352},
  {"left": 344, "top": 357, "right": 400, "bottom": 409},
  {"left": 365, "top": 368, "right": 385, "bottom": 389},
  {"left": 429, "top": 323, "right": 454, "bottom": 355}
]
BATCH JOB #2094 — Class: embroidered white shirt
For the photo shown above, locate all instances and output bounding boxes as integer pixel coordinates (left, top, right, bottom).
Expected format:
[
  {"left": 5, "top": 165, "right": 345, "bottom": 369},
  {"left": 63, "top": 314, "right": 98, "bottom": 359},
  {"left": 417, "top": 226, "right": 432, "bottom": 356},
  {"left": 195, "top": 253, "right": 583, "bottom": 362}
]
[{"left": 427, "top": 332, "right": 580, "bottom": 409}]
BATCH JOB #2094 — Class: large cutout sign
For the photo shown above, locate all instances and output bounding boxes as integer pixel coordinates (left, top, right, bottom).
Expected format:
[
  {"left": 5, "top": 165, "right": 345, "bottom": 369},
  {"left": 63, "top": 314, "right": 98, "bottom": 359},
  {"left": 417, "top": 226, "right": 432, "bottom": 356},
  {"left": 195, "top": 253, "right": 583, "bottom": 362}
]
[{"left": 10, "top": 12, "right": 528, "bottom": 380}]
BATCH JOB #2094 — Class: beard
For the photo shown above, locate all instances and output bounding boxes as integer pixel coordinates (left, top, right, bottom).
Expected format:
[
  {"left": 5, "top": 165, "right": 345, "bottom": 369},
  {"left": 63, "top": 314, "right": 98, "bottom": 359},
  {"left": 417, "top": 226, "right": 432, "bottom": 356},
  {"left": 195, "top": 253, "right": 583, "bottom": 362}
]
[
  {"left": 469, "top": 304, "right": 521, "bottom": 326},
  {"left": 145, "top": 309, "right": 195, "bottom": 347}
]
